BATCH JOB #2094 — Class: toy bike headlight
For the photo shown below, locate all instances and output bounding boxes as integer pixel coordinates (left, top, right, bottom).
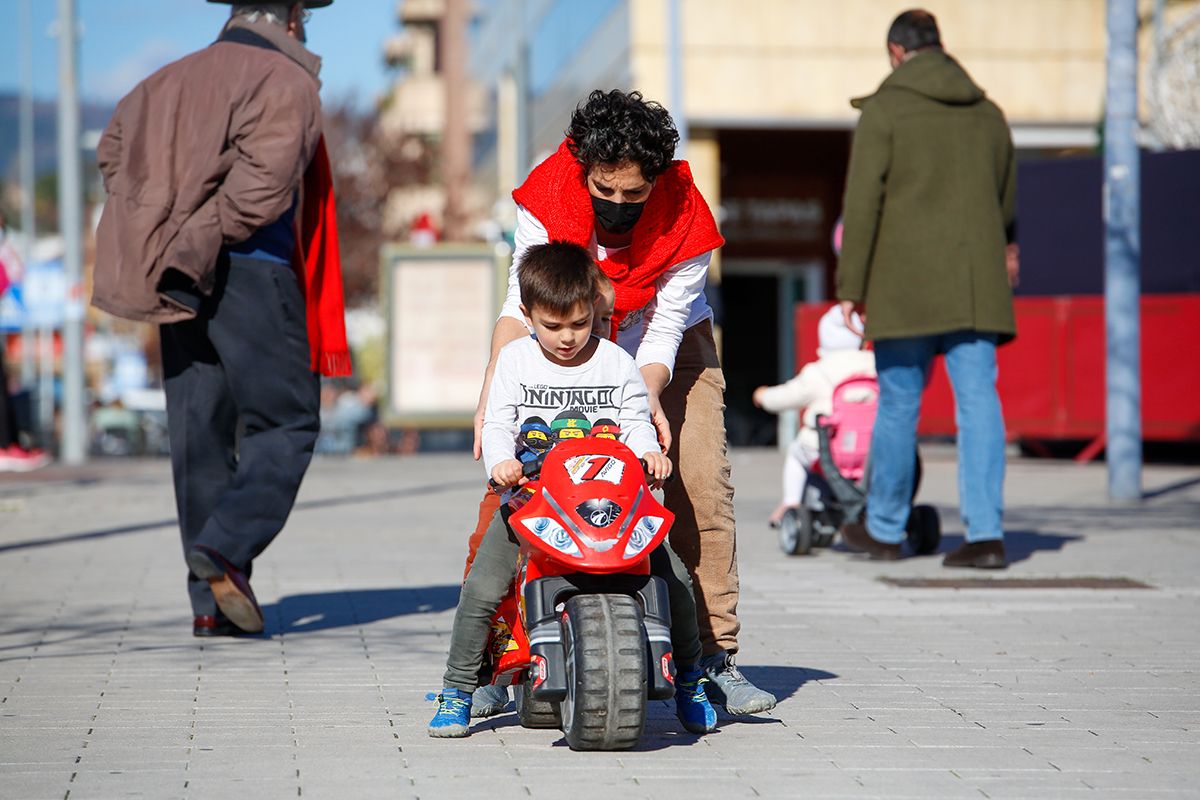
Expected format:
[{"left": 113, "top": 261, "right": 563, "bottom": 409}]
[
  {"left": 523, "top": 517, "right": 583, "bottom": 559},
  {"left": 623, "top": 516, "right": 665, "bottom": 560}
]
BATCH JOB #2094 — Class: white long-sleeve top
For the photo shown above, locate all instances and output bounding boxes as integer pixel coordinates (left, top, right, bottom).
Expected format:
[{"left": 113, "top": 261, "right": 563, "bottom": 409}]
[
  {"left": 757, "top": 349, "right": 877, "bottom": 453},
  {"left": 499, "top": 204, "right": 714, "bottom": 380},
  {"left": 482, "top": 335, "right": 661, "bottom": 474}
]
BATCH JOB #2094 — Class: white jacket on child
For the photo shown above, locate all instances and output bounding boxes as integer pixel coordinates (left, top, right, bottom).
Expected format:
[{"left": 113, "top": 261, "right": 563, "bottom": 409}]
[{"left": 757, "top": 349, "right": 877, "bottom": 456}]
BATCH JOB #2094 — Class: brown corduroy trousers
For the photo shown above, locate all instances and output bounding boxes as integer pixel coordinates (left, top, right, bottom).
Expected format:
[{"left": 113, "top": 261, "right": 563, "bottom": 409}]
[{"left": 659, "top": 320, "right": 740, "bottom": 654}]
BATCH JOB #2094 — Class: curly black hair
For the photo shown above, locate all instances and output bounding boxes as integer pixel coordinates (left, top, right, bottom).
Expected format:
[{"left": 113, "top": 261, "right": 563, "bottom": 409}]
[{"left": 565, "top": 90, "right": 679, "bottom": 180}]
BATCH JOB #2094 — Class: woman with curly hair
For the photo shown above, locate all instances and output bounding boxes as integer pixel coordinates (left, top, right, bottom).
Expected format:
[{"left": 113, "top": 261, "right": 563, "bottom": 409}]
[{"left": 468, "top": 89, "right": 776, "bottom": 717}]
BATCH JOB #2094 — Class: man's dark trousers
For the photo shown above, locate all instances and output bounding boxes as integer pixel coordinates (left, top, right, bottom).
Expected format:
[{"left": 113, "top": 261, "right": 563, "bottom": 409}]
[{"left": 161, "top": 253, "right": 320, "bottom": 617}]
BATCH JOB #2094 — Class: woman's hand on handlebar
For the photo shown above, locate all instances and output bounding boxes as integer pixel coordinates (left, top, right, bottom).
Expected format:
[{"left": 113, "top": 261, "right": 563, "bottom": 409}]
[
  {"left": 640, "top": 451, "right": 672, "bottom": 488},
  {"left": 490, "top": 459, "right": 527, "bottom": 489}
]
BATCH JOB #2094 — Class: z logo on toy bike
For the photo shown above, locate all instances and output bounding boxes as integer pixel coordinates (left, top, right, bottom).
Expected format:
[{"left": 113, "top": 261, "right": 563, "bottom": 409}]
[{"left": 563, "top": 454, "right": 625, "bottom": 485}]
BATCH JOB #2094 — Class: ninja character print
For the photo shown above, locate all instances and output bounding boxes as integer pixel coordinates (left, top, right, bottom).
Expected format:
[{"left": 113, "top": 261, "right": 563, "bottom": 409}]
[
  {"left": 551, "top": 408, "right": 592, "bottom": 441},
  {"left": 516, "top": 412, "right": 626, "bottom": 469},
  {"left": 516, "top": 416, "right": 553, "bottom": 464},
  {"left": 591, "top": 418, "right": 621, "bottom": 440}
]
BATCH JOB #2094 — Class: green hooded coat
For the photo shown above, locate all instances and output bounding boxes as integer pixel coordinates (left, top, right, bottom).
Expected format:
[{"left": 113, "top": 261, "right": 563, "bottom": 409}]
[{"left": 836, "top": 49, "right": 1016, "bottom": 342}]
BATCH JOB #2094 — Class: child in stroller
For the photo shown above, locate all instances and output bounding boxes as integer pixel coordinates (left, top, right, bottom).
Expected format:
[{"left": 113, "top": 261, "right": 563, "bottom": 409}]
[{"left": 754, "top": 305, "right": 940, "bottom": 555}]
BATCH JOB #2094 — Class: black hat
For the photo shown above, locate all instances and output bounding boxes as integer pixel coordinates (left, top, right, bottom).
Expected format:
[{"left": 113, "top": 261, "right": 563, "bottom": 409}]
[{"left": 209, "top": 1, "right": 333, "bottom": 8}]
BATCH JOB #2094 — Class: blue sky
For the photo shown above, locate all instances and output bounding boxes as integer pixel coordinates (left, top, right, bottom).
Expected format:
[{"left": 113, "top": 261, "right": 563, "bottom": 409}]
[{"left": 0, "top": 0, "right": 400, "bottom": 108}]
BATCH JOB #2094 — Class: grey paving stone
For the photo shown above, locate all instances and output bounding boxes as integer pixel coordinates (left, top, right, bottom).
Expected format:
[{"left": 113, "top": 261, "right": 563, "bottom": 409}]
[{"left": 1, "top": 451, "right": 1198, "bottom": 798}]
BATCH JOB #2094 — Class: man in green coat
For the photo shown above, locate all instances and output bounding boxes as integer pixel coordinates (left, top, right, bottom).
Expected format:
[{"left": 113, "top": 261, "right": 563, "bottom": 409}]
[{"left": 836, "top": 9, "right": 1018, "bottom": 569}]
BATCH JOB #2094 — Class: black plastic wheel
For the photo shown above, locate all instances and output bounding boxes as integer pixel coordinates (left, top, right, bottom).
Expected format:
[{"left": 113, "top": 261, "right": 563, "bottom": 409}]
[
  {"left": 778, "top": 507, "right": 815, "bottom": 555},
  {"left": 905, "top": 504, "right": 942, "bottom": 555},
  {"left": 559, "top": 594, "right": 647, "bottom": 751},
  {"left": 515, "top": 676, "right": 561, "bottom": 729}
]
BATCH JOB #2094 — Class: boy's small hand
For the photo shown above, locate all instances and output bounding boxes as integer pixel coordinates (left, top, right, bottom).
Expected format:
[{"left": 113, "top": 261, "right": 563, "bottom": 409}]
[
  {"left": 752, "top": 386, "right": 767, "bottom": 408},
  {"left": 641, "top": 451, "right": 672, "bottom": 487},
  {"left": 490, "top": 459, "right": 526, "bottom": 488}
]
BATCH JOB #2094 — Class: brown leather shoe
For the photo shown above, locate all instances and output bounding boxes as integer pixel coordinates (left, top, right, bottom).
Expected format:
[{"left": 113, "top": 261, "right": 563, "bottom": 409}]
[
  {"left": 186, "top": 546, "right": 265, "bottom": 633},
  {"left": 840, "top": 521, "right": 902, "bottom": 560},
  {"left": 193, "top": 614, "right": 251, "bottom": 638},
  {"left": 942, "top": 540, "right": 1007, "bottom": 569}
]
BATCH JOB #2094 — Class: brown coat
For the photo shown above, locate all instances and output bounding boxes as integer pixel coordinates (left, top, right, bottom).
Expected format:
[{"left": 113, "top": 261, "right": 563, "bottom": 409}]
[{"left": 92, "top": 17, "right": 323, "bottom": 323}]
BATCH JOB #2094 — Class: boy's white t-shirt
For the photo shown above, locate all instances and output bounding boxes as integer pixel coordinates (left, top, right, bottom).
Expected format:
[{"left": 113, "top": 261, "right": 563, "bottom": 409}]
[{"left": 482, "top": 335, "right": 661, "bottom": 474}]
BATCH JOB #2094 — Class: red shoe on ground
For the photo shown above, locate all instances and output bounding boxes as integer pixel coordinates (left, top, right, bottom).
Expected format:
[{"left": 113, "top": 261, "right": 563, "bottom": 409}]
[{"left": 0, "top": 445, "right": 51, "bottom": 472}]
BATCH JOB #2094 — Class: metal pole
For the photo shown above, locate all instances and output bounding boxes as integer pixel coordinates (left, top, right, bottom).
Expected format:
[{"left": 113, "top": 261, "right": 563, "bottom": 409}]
[
  {"left": 1153, "top": 0, "right": 1165, "bottom": 54},
  {"left": 57, "top": 0, "right": 87, "bottom": 465},
  {"left": 667, "top": 0, "right": 688, "bottom": 159},
  {"left": 441, "top": 0, "right": 470, "bottom": 241},
  {"left": 1104, "top": 0, "right": 1141, "bottom": 502},
  {"left": 18, "top": 0, "right": 38, "bottom": 392},
  {"left": 515, "top": 0, "right": 531, "bottom": 179}
]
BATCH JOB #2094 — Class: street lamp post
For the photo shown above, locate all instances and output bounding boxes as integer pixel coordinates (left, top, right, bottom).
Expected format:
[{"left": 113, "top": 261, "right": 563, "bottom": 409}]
[
  {"left": 1104, "top": 0, "right": 1141, "bottom": 502},
  {"left": 19, "top": 0, "right": 38, "bottom": 393},
  {"left": 57, "top": 0, "right": 87, "bottom": 465},
  {"left": 667, "top": 0, "right": 688, "bottom": 159}
]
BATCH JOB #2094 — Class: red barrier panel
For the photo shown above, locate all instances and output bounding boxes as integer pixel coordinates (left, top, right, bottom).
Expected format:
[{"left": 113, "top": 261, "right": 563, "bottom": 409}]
[{"left": 794, "top": 295, "right": 1200, "bottom": 443}]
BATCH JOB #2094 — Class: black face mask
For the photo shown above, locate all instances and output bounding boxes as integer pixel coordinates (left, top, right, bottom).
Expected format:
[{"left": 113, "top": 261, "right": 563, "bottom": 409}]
[{"left": 591, "top": 196, "right": 646, "bottom": 234}]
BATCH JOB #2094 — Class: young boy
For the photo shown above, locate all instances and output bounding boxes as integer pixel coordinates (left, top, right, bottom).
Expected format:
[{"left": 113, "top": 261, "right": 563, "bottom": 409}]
[
  {"left": 753, "top": 304, "right": 876, "bottom": 524},
  {"left": 429, "top": 242, "right": 717, "bottom": 738},
  {"left": 460, "top": 271, "right": 614, "bottom": 581},
  {"left": 462, "top": 271, "right": 613, "bottom": 717}
]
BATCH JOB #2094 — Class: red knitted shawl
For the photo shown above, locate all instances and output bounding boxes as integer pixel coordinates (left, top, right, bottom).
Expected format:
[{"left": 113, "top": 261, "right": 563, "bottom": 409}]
[
  {"left": 295, "top": 135, "right": 352, "bottom": 377},
  {"left": 512, "top": 140, "right": 724, "bottom": 331}
]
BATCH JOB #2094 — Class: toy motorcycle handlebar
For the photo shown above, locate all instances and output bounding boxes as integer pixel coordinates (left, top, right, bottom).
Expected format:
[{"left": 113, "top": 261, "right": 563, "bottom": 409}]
[
  {"left": 487, "top": 452, "right": 673, "bottom": 492},
  {"left": 488, "top": 452, "right": 548, "bottom": 492}
]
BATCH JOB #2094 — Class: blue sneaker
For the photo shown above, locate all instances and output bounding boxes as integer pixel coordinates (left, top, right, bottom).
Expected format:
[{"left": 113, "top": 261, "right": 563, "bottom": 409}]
[
  {"left": 428, "top": 688, "right": 472, "bottom": 738},
  {"left": 675, "top": 668, "right": 718, "bottom": 734}
]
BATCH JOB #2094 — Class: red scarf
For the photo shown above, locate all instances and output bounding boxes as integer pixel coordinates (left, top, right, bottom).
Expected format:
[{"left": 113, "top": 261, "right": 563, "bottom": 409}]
[
  {"left": 295, "top": 135, "right": 352, "bottom": 377},
  {"left": 512, "top": 140, "right": 724, "bottom": 332}
]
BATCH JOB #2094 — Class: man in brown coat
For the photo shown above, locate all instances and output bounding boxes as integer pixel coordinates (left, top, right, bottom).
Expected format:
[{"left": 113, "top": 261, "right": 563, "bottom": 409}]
[
  {"left": 93, "top": 1, "right": 334, "bottom": 636},
  {"left": 836, "top": 9, "right": 1018, "bottom": 569}
]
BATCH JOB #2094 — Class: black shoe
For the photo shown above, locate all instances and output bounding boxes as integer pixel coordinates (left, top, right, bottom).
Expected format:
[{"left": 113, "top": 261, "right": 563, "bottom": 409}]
[
  {"left": 840, "top": 521, "right": 902, "bottom": 560},
  {"left": 186, "top": 546, "right": 265, "bottom": 633},
  {"left": 193, "top": 614, "right": 251, "bottom": 637},
  {"left": 942, "top": 540, "right": 1007, "bottom": 569}
]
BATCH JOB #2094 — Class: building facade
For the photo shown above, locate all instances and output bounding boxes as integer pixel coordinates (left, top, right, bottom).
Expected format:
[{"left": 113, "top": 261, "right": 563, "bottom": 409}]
[{"left": 456, "top": 0, "right": 1183, "bottom": 443}]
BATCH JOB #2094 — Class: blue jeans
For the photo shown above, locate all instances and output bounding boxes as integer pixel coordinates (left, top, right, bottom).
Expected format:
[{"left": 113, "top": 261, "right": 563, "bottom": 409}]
[{"left": 866, "top": 331, "right": 1005, "bottom": 544}]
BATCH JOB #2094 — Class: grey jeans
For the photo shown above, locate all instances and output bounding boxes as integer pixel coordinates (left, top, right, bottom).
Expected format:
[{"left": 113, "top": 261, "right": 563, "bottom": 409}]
[{"left": 441, "top": 506, "right": 704, "bottom": 693}]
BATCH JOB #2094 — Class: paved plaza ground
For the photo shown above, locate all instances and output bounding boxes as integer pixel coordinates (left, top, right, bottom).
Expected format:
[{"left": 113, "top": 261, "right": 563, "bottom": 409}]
[{"left": 1, "top": 445, "right": 1198, "bottom": 799}]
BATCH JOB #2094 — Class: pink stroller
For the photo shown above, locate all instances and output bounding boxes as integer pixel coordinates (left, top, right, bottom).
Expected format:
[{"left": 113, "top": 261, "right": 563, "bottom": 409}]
[{"left": 778, "top": 375, "right": 941, "bottom": 556}]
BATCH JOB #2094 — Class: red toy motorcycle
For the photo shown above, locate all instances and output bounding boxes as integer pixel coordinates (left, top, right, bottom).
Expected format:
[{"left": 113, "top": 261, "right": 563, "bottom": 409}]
[{"left": 481, "top": 436, "right": 677, "bottom": 751}]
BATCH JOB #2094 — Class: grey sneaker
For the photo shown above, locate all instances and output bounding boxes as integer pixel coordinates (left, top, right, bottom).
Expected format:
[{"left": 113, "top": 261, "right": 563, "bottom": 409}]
[
  {"left": 699, "top": 651, "right": 777, "bottom": 715},
  {"left": 470, "top": 683, "right": 510, "bottom": 718}
]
